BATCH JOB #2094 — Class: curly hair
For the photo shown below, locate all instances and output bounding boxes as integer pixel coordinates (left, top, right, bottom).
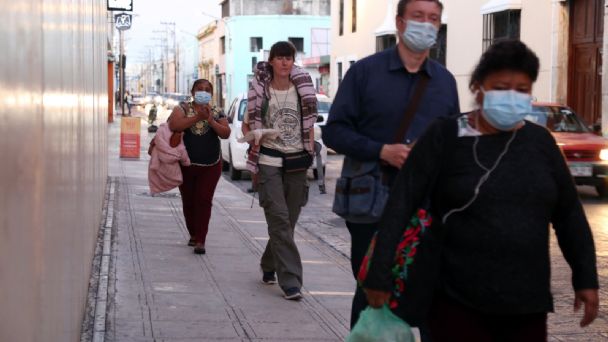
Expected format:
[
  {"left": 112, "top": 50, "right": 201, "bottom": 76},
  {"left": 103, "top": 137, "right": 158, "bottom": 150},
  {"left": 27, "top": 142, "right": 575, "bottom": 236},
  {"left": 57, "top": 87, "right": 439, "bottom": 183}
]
[{"left": 469, "top": 40, "right": 540, "bottom": 89}]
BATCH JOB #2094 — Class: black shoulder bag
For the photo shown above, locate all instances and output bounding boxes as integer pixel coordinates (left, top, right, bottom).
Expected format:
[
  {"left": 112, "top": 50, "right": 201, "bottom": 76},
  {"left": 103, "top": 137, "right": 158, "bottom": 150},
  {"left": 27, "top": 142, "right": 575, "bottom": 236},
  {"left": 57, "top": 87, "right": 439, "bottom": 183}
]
[{"left": 332, "top": 73, "right": 430, "bottom": 223}]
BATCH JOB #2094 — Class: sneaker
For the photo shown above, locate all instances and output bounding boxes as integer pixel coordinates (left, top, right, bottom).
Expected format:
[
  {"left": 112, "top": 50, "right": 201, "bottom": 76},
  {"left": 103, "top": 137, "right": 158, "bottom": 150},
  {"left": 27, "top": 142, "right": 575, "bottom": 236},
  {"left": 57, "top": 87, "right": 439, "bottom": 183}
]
[
  {"left": 262, "top": 271, "right": 277, "bottom": 285},
  {"left": 193, "top": 243, "right": 206, "bottom": 254},
  {"left": 283, "top": 287, "right": 302, "bottom": 300}
]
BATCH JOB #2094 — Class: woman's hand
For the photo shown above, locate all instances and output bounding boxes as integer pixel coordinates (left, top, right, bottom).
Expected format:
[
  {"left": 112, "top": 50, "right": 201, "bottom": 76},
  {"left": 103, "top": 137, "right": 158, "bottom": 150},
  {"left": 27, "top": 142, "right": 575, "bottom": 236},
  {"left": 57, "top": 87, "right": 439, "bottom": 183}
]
[
  {"left": 209, "top": 117, "right": 231, "bottom": 139},
  {"left": 194, "top": 104, "right": 211, "bottom": 121},
  {"left": 574, "top": 289, "right": 599, "bottom": 327},
  {"left": 364, "top": 288, "right": 391, "bottom": 308}
]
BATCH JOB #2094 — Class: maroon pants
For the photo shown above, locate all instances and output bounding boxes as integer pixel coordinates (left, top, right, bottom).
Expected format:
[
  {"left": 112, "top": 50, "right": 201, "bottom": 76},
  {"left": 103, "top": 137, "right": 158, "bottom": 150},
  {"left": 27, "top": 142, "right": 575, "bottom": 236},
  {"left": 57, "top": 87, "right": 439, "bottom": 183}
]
[
  {"left": 179, "top": 162, "right": 222, "bottom": 245},
  {"left": 429, "top": 294, "right": 547, "bottom": 342}
]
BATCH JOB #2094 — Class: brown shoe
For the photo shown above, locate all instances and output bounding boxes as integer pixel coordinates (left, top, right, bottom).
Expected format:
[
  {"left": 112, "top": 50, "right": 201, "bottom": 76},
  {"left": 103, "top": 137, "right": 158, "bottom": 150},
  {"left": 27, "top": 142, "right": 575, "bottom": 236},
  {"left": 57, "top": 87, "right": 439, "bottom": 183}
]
[{"left": 193, "top": 243, "right": 206, "bottom": 254}]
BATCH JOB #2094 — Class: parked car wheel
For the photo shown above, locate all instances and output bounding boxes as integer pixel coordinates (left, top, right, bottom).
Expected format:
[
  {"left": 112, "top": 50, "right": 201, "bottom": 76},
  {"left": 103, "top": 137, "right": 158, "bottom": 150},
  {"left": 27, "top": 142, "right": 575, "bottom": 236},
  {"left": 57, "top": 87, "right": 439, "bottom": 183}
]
[{"left": 229, "top": 149, "right": 242, "bottom": 180}]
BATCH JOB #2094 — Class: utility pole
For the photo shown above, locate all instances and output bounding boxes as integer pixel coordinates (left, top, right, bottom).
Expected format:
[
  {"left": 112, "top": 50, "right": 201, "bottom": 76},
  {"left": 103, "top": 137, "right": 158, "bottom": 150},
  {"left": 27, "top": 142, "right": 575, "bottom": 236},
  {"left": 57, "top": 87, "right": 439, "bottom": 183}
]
[
  {"left": 119, "top": 29, "right": 126, "bottom": 115},
  {"left": 161, "top": 22, "right": 177, "bottom": 93},
  {"left": 114, "top": 13, "right": 133, "bottom": 115},
  {"left": 109, "top": 0, "right": 133, "bottom": 115},
  {"left": 152, "top": 33, "right": 168, "bottom": 93}
]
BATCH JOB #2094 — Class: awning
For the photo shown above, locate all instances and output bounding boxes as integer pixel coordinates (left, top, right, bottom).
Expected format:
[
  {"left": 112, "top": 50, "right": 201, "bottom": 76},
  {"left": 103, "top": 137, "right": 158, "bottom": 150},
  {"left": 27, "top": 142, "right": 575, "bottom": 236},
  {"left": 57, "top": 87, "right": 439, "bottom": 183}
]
[
  {"left": 302, "top": 55, "right": 331, "bottom": 67},
  {"left": 375, "top": 0, "right": 396, "bottom": 36},
  {"left": 480, "top": 0, "right": 522, "bottom": 15}
]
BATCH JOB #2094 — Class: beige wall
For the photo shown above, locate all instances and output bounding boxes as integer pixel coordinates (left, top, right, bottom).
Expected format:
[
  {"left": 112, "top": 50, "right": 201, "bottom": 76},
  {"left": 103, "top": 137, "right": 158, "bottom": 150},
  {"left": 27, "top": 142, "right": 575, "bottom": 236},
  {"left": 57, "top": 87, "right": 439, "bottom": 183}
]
[
  {"left": 330, "top": 0, "right": 391, "bottom": 98},
  {"left": 198, "top": 20, "right": 225, "bottom": 103},
  {"left": 447, "top": 0, "right": 566, "bottom": 111},
  {"left": 444, "top": 0, "right": 485, "bottom": 111},
  {"left": 520, "top": 0, "right": 559, "bottom": 104},
  {"left": 0, "top": 1, "right": 108, "bottom": 341},
  {"left": 330, "top": 0, "right": 570, "bottom": 113}
]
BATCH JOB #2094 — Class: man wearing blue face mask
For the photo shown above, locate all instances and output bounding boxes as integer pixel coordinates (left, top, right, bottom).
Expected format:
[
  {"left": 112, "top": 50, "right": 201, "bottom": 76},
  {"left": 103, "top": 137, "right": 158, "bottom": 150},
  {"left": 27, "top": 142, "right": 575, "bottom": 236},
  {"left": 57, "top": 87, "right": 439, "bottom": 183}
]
[{"left": 323, "top": 0, "right": 459, "bottom": 332}]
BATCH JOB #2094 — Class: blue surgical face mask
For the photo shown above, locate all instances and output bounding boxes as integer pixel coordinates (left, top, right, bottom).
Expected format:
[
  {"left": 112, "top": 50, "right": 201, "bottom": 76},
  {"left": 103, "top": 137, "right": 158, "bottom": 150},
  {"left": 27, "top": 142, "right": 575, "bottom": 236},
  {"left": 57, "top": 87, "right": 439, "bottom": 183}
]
[
  {"left": 401, "top": 19, "right": 438, "bottom": 53},
  {"left": 193, "top": 91, "right": 212, "bottom": 105},
  {"left": 481, "top": 88, "right": 533, "bottom": 131}
]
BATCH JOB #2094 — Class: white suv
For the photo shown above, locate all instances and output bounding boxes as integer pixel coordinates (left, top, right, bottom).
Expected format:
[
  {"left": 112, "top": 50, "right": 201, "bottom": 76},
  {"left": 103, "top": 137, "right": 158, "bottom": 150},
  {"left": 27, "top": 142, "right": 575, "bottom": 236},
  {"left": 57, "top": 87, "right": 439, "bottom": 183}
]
[{"left": 220, "top": 93, "right": 328, "bottom": 180}]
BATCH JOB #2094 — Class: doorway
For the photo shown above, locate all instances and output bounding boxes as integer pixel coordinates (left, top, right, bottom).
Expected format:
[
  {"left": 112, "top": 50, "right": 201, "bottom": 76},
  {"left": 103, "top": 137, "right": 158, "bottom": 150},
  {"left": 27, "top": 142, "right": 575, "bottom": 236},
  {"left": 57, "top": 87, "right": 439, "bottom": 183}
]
[{"left": 568, "top": 0, "right": 604, "bottom": 126}]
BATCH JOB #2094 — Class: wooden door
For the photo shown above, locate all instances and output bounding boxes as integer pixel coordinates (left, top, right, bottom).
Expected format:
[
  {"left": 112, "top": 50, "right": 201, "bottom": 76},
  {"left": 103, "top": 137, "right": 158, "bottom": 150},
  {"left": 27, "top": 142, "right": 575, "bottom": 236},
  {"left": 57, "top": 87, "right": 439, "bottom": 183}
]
[{"left": 568, "top": 0, "right": 604, "bottom": 125}]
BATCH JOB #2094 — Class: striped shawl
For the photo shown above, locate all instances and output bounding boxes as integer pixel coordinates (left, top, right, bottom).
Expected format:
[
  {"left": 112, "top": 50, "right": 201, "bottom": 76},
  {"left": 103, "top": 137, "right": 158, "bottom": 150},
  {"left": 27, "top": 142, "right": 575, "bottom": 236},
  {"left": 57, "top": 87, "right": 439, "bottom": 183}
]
[{"left": 246, "top": 61, "right": 318, "bottom": 174}]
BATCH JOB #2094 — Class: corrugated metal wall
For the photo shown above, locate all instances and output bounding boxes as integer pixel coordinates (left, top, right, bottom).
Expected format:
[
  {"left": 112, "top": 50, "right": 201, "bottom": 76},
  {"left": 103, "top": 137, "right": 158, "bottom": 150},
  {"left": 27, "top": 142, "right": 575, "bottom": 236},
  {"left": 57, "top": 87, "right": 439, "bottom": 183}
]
[{"left": 0, "top": 1, "right": 108, "bottom": 341}]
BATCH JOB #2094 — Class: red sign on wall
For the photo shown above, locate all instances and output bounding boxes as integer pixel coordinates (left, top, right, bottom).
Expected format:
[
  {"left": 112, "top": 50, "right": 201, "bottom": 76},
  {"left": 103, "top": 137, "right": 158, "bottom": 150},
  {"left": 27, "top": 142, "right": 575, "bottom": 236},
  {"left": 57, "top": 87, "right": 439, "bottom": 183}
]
[{"left": 120, "top": 117, "right": 140, "bottom": 158}]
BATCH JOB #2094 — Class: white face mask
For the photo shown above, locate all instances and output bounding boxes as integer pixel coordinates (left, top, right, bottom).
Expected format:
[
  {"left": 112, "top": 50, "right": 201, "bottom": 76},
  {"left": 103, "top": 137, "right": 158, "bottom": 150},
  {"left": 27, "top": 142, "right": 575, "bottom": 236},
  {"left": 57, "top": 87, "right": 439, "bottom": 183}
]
[
  {"left": 400, "top": 19, "right": 438, "bottom": 53},
  {"left": 193, "top": 91, "right": 212, "bottom": 105},
  {"left": 481, "top": 88, "right": 533, "bottom": 131}
]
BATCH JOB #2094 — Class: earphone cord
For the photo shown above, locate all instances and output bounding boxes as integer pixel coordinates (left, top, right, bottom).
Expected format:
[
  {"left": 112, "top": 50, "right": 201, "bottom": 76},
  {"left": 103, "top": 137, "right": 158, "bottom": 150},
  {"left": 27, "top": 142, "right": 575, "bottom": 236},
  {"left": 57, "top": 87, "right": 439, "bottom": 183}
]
[{"left": 441, "top": 129, "right": 518, "bottom": 224}]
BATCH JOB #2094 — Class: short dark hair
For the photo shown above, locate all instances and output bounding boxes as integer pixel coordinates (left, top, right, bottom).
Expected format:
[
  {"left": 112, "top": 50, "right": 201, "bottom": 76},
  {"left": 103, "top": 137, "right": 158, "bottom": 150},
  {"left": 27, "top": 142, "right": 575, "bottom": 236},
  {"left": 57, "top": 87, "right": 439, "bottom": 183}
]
[
  {"left": 268, "top": 41, "right": 297, "bottom": 62},
  {"left": 191, "top": 79, "right": 213, "bottom": 93},
  {"left": 469, "top": 40, "right": 540, "bottom": 89},
  {"left": 397, "top": 0, "right": 444, "bottom": 17}
]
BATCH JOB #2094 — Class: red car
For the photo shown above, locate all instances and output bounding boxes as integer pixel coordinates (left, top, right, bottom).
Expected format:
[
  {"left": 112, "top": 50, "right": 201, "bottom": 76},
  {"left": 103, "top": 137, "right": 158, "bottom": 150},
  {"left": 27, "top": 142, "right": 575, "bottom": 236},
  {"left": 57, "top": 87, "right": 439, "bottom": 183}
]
[{"left": 530, "top": 103, "right": 608, "bottom": 198}]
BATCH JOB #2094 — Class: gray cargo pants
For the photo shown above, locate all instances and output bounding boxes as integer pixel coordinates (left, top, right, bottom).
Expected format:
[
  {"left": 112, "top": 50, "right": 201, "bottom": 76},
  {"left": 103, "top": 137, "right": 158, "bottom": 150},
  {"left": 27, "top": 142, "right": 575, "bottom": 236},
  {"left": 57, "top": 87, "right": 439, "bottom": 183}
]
[{"left": 258, "top": 164, "right": 309, "bottom": 290}]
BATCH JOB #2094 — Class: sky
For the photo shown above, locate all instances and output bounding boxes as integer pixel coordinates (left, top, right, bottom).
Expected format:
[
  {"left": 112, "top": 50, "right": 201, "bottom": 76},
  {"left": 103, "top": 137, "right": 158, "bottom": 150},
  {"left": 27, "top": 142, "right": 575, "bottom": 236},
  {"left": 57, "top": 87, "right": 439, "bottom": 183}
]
[{"left": 120, "top": 0, "right": 222, "bottom": 63}]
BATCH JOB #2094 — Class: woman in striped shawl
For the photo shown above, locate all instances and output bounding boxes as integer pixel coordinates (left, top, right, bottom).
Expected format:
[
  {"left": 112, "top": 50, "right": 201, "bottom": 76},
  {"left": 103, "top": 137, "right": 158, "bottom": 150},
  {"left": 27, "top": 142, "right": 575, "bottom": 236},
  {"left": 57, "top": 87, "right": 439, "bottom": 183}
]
[{"left": 243, "top": 41, "right": 318, "bottom": 300}]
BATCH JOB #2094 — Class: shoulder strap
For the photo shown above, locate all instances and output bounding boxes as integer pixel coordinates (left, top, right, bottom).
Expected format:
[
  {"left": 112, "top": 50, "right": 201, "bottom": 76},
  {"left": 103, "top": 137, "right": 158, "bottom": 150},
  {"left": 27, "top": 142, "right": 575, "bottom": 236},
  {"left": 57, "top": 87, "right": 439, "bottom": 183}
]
[{"left": 393, "top": 73, "right": 430, "bottom": 143}]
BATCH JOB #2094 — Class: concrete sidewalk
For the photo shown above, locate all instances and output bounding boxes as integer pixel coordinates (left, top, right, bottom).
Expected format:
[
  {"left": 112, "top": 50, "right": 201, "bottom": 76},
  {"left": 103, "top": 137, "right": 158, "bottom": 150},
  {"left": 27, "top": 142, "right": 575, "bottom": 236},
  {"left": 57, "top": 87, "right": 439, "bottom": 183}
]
[{"left": 105, "top": 114, "right": 353, "bottom": 341}]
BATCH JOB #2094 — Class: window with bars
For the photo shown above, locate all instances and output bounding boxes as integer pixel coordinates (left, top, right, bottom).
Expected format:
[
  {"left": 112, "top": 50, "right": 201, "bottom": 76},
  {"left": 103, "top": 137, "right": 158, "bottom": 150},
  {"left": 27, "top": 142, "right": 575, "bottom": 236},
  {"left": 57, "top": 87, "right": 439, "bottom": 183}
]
[
  {"left": 220, "top": 36, "right": 226, "bottom": 55},
  {"left": 221, "top": 0, "right": 229, "bottom": 18},
  {"left": 288, "top": 37, "right": 304, "bottom": 53},
  {"left": 250, "top": 37, "right": 263, "bottom": 52},
  {"left": 352, "top": 0, "right": 357, "bottom": 32},
  {"left": 311, "top": 28, "right": 330, "bottom": 56},
  {"left": 339, "top": 0, "right": 344, "bottom": 36},
  {"left": 376, "top": 34, "right": 396, "bottom": 52},
  {"left": 482, "top": 10, "right": 521, "bottom": 51},
  {"left": 251, "top": 57, "right": 258, "bottom": 71},
  {"left": 430, "top": 24, "right": 447, "bottom": 66}
]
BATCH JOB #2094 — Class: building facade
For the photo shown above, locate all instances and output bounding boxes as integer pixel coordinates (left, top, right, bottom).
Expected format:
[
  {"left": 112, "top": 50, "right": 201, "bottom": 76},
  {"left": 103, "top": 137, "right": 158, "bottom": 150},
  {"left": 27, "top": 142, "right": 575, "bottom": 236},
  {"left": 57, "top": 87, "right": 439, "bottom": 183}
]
[
  {"left": 223, "top": 15, "right": 331, "bottom": 104},
  {"left": 197, "top": 21, "right": 222, "bottom": 105},
  {"left": 204, "top": 0, "right": 331, "bottom": 108},
  {"left": 330, "top": 0, "right": 607, "bottom": 134}
]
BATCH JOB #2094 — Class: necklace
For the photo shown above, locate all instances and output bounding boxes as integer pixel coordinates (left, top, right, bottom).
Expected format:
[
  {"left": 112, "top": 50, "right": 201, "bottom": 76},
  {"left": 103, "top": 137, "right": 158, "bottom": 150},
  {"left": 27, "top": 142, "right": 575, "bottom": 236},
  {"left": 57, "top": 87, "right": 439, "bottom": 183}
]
[{"left": 271, "top": 84, "right": 291, "bottom": 113}]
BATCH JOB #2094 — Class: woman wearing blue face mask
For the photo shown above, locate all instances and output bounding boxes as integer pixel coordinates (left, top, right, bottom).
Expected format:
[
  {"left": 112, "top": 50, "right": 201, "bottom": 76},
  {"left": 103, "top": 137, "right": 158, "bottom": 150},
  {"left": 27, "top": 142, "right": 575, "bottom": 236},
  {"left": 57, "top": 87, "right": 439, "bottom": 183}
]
[
  {"left": 168, "top": 79, "right": 231, "bottom": 254},
  {"left": 363, "top": 40, "right": 599, "bottom": 340}
]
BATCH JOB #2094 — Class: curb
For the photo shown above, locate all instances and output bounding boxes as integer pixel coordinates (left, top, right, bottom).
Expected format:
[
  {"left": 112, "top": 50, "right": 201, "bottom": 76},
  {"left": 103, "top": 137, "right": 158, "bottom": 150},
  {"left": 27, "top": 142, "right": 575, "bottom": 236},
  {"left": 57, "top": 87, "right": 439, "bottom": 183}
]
[{"left": 80, "top": 177, "right": 116, "bottom": 342}]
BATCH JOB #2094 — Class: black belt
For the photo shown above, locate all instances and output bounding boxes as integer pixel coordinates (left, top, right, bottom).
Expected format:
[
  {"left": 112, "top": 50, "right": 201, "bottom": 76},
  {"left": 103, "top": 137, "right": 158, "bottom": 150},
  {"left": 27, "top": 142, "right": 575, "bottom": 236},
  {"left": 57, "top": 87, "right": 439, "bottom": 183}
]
[{"left": 259, "top": 146, "right": 306, "bottom": 158}]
